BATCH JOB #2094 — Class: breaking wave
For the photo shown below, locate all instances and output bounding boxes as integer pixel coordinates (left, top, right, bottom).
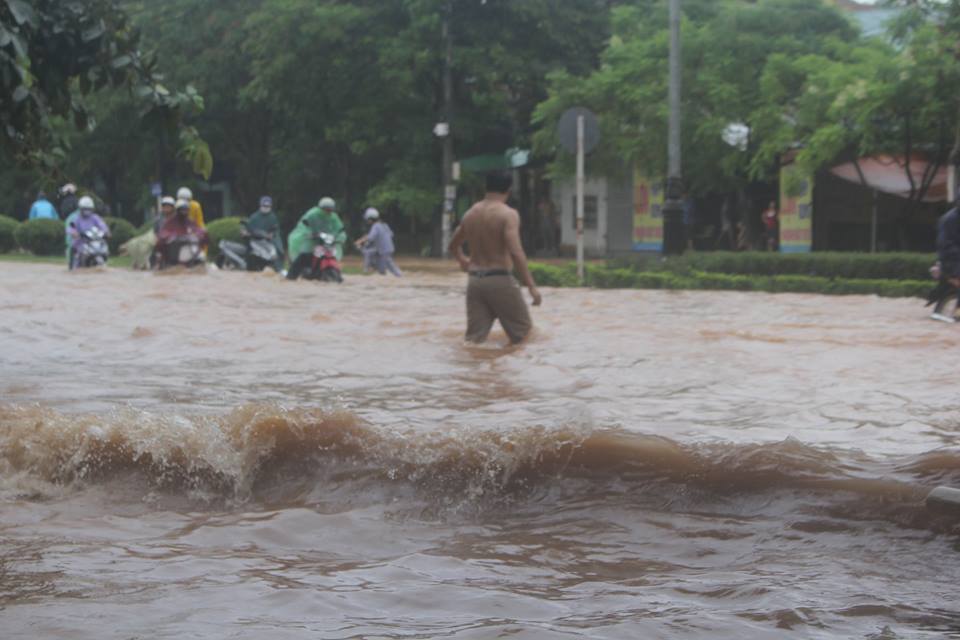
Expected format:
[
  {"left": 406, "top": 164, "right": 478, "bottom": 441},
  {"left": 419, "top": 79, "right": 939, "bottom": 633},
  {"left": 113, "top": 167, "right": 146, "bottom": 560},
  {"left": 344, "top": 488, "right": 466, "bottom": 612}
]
[{"left": 1, "top": 403, "right": 958, "bottom": 527}]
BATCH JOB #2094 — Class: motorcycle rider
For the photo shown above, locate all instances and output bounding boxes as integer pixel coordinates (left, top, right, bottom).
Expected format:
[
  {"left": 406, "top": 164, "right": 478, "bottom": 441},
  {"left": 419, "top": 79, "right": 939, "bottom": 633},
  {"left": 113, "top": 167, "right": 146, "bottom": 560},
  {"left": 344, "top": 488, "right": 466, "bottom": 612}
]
[
  {"left": 155, "top": 196, "right": 176, "bottom": 232},
  {"left": 246, "top": 195, "right": 285, "bottom": 272},
  {"left": 68, "top": 196, "right": 110, "bottom": 269},
  {"left": 176, "top": 187, "right": 206, "bottom": 229},
  {"left": 286, "top": 196, "right": 346, "bottom": 281},
  {"left": 156, "top": 198, "right": 209, "bottom": 266}
]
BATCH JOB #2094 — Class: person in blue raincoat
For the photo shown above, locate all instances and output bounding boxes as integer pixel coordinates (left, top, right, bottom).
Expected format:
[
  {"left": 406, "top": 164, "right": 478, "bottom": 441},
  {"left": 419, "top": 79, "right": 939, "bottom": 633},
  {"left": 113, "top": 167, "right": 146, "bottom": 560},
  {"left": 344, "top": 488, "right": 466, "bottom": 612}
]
[
  {"left": 286, "top": 196, "right": 346, "bottom": 280},
  {"left": 29, "top": 191, "right": 58, "bottom": 220}
]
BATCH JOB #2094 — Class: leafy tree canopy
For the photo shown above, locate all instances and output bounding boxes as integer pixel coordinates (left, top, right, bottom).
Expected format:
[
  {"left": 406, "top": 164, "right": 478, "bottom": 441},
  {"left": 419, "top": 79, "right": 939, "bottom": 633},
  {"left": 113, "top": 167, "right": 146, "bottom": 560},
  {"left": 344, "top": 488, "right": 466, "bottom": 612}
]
[
  {"left": 752, "top": 6, "right": 960, "bottom": 204},
  {"left": 0, "top": 0, "right": 207, "bottom": 174},
  {"left": 71, "top": 0, "right": 610, "bottom": 224},
  {"left": 533, "top": 0, "right": 859, "bottom": 195}
]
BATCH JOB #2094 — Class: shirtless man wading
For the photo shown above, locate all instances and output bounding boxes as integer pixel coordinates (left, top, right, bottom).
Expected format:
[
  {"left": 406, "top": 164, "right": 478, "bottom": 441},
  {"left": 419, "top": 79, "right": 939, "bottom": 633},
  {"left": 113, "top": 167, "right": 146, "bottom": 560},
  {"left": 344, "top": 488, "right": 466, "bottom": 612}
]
[{"left": 448, "top": 170, "right": 542, "bottom": 344}]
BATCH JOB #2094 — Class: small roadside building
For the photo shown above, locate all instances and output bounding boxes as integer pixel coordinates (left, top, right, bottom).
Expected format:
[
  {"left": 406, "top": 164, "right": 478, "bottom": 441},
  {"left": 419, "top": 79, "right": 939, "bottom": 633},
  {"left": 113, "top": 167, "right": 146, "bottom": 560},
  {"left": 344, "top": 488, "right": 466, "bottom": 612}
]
[
  {"left": 548, "top": 153, "right": 948, "bottom": 257},
  {"left": 542, "top": 0, "right": 948, "bottom": 256}
]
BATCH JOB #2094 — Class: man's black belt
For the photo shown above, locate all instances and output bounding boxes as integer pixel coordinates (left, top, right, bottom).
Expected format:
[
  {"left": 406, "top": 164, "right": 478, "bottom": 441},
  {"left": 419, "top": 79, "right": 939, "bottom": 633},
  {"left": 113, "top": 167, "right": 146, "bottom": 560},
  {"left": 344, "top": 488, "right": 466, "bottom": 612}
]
[{"left": 469, "top": 269, "right": 510, "bottom": 278}]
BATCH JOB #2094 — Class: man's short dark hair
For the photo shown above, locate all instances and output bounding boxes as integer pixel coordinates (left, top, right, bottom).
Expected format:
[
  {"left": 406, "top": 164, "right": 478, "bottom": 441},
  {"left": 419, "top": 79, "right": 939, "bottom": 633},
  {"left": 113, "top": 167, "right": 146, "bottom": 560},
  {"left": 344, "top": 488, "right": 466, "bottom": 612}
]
[{"left": 485, "top": 170, "right": 513, "bottom": 194}]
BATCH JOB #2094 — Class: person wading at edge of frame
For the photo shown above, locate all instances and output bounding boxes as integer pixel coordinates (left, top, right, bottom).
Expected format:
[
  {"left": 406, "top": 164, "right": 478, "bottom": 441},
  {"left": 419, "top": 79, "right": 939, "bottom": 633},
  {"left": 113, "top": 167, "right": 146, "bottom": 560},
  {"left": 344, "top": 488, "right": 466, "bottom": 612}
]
[
  {"left": 448, "top": 169, "right": 542, "bottom": 344},
  {"left": 927, "top": 200, "right": 960, "bottom": 322}
]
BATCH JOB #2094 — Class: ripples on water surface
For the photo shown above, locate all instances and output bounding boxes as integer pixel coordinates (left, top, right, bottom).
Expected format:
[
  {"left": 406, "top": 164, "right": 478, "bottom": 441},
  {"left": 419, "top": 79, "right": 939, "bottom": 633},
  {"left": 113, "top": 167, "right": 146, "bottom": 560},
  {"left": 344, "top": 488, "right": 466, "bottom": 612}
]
[{"left": 1, "top": 261, "right": 959, "bottom": 638}]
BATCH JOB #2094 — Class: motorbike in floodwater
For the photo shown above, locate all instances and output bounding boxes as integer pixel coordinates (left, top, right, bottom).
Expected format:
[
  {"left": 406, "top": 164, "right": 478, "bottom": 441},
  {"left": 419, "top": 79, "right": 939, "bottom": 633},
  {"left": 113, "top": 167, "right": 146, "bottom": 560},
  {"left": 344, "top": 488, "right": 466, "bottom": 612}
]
[
  {"left": 155, "top": 234, "right": 206, "bottom": 270},
  {"left": 309, "top": 232, "right": 343, "bottom": 282},
  {"left": 286, "top": 232, "right": 343, "bottom": 282},
  {"left": 74, "top": 227, "right": 110, "bottom": 268},
  {"left": 289, "top": 232, "right": 342, "bottom": 282},
  {"left": 216, "top": 226, "right": 279, "bottom": 272}
]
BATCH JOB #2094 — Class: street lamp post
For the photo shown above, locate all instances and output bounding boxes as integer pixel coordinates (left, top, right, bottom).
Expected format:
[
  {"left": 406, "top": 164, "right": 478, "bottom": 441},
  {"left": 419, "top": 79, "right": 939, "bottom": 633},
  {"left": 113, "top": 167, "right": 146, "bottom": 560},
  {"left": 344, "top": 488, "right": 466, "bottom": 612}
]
[{"left": 662, "top": 0, "right": 686, "bottom": 255}]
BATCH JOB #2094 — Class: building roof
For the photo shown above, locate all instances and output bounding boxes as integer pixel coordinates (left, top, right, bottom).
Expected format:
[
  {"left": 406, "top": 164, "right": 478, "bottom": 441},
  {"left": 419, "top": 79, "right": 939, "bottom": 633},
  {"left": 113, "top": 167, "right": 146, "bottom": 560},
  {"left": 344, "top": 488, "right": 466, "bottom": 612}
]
[{"left": 829, "top": 155, "right": 949, "bottom": 202}]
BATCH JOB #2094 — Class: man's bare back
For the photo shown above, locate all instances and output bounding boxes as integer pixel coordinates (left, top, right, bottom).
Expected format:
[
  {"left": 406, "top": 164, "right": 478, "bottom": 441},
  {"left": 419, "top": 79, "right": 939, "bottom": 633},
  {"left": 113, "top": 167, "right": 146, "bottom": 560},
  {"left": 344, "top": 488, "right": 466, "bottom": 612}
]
[
  {"left": 447, "top": 173, "right": 541, "bottom": 343},
  {"left": 449, "top": 193, "right": 540, "bottom": 306},
  {"left": 458, "top": 199, "right": 518, "bottom": 271}
]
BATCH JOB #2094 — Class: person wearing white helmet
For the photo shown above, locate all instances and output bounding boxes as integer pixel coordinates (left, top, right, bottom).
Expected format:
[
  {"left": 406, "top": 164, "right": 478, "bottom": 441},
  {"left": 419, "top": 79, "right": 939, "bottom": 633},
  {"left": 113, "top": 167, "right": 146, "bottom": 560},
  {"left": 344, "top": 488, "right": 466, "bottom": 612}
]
[
  {"left": 63, "top": 192, "right": 89, "bottom": 267},
  {"left": 67, "top": 196, "right": 110, "bottom": 269},
  {"left": 155, "top": 197, "right": 209, "bottom": 266},
  {"left": 154, "top": 196, "right": 177, "bottom": 233},
  {"left": 176, "top": 186, "right": 206, "bottom": 229},
  {"left": 286, "top": 196, "right": 347, "bottom": 280},
  {"left": 59, "top": 183, "right": 79, "bottom": 219},
  {"left": 245, "top": 195, "right": 285, "bottom": 271},
  {"left": 354, "top": 207, "right": 402, "bottom": 277}
]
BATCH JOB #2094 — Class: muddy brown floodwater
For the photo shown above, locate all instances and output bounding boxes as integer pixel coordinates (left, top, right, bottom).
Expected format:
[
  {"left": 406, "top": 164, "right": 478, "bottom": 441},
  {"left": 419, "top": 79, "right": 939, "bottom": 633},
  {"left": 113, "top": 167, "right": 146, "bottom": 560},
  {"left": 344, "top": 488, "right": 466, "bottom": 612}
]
[{"left": 1, "top": 260, "right": 959, "bottom": 639}]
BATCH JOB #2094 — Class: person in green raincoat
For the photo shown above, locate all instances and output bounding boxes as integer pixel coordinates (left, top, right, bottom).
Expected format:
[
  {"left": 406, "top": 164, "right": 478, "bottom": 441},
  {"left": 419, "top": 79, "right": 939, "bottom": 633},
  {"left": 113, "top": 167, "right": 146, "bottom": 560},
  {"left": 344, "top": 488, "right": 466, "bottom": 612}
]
[
  {"left": 246, "top": 195, "right": 285, "bottom": 272},
  {"left": 64, "top": 209, "right": 80, "bottom": 268},
  {"left": 286, "top": 196, "right": 347, "bottom": 280}
]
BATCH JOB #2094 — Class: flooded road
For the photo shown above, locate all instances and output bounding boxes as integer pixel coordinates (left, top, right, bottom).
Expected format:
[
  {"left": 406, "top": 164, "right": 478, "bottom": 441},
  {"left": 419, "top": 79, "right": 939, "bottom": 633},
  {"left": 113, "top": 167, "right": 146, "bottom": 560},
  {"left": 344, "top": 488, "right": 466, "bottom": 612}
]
[{"left": 1, "top": 261, "right": 959, "bottom": 638}]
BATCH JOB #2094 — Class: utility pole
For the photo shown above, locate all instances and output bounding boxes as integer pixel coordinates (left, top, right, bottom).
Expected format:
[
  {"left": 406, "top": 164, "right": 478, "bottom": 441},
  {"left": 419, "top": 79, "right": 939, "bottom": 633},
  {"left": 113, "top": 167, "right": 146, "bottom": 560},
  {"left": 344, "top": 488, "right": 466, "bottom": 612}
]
[
  {"left": 440, "top": 0, "right": 455, "bottom": 257},
  {"left": 662, "top": 0, "right": 686, "bottom": 255},
  {"left": 576, "top": 114, "right": 585, "bottom": 283}
]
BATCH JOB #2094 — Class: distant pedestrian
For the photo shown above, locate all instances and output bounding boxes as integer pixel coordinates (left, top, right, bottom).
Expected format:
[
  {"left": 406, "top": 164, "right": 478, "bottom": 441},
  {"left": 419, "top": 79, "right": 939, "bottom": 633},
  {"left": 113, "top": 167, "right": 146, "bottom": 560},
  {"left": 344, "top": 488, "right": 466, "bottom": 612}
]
[
  {"left": 28, "top": 191, "right": 58, "bottom": 220},
  {"left": 354, "top": 207, "right": 402, "bottom": 277},
  {"left": 762, "top": 201, "right": 779, "bottom": 251},
  {"left": 717, "top": 205, "right": 736, "bottom": 250}
]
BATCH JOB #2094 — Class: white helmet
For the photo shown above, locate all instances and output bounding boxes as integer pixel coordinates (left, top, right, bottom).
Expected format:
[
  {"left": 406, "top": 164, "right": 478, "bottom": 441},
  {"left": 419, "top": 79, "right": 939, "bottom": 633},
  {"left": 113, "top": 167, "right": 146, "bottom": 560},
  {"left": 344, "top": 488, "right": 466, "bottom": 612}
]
[
  {"left": 177, "top": 187, "right": 193, "bottom": 201},
  {"left": 61, "top": 183, "right": 77, "bottom": 195},
  {"left": 160, "top": 196, "right": 176, "bottom": 207},
  {"left": 363, "top": 207, "right": 380, "bottom": 221},
  {"left": 78, "top": 196, "right": 95, "bottom": 210},
  {"left": 318, "top": 197, "right": 336, "bottom": 210},
  {"left": 175, "top": 198, "right": 191, "bottom": 211}
]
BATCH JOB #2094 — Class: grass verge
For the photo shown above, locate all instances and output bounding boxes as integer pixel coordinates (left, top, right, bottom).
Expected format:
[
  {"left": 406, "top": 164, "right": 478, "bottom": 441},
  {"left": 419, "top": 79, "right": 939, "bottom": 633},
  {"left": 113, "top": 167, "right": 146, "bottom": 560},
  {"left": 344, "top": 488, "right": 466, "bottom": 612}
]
[{"left": 530, "top": 262, "right": 931, "bottom": 299}]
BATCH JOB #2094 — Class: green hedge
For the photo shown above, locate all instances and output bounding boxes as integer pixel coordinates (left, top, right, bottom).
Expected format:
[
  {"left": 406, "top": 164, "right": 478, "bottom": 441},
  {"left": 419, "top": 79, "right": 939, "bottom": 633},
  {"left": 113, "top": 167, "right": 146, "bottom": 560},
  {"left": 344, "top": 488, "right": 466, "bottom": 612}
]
[
  {"left": 14, "top": 218, "right": 65, "bottom": 255},
  {"left": 0, "top": 215, "right": 18, "bottom": 253},
  {"left": 206, "top": 217, "right": 244, "bottom": 259},
  {"left": 529, "top": 262, "right": 930, "bottom": 299},
  {"left": 608, "top": 251, "right": 935, "bottom": 281},
  {"left": 103, "top": 217, "right": 137, "bottom": 254}
]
